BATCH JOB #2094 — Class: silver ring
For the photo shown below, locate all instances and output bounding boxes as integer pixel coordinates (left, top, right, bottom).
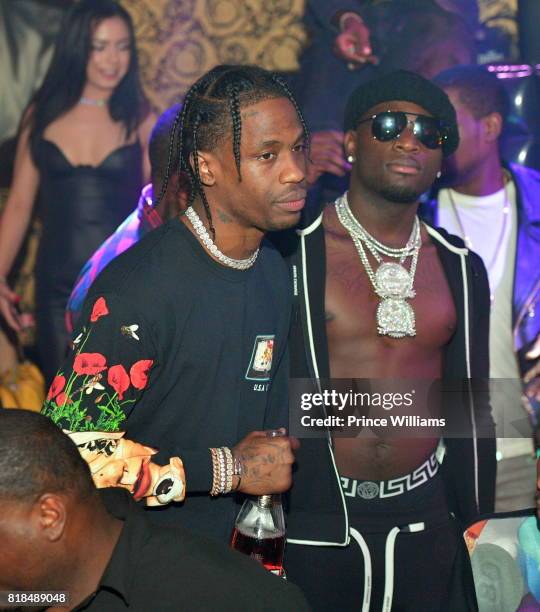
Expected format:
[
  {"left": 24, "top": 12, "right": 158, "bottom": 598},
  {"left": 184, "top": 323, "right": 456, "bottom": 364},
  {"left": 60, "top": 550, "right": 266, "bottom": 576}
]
[{"left": 266, "top": 429, "right": 285, "bottom": 438}]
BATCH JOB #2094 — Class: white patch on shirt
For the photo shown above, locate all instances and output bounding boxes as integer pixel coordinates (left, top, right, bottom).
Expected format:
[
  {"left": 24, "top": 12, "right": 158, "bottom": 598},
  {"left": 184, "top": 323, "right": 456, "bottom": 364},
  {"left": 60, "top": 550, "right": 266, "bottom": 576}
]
[{"left": 245, "top": 335, "right": 275, "bottom": 381}]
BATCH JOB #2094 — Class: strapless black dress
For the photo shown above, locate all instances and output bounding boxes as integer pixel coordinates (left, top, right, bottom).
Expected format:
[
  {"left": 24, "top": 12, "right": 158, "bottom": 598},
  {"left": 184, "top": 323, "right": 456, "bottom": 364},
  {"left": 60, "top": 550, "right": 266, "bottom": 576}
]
[{"left": 32, "top": 138, "right": 142, "bottom": 383}]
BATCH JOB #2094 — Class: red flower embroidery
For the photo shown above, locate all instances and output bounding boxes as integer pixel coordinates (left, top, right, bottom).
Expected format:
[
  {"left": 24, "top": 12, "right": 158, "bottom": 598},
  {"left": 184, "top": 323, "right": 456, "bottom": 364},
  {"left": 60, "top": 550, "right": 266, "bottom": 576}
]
[
  {"left": 108, "top": 364, "right": 130, "bottom": 400},
  {"left": 47, "top": 375, "right": 66, "bottom": 401},
  {"left": 90, "top": 297, "right": 109, "bottom": 323},
  {"left": 56, "top": 392, "right": 72, "bottom": 407},
  {"left": 130, "top": 360, "right": 153, "bottom": 390},
  {"left": 73, "top": 353, "right": 107, "bottom": 376}
]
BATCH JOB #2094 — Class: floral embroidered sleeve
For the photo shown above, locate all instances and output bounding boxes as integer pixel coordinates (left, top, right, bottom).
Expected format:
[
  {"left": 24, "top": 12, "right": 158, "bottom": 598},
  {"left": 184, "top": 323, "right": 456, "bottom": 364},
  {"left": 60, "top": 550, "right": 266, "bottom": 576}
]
[
  {"left": 42, "top": 294, "right": 185, "bottom": 506},
  {"left": 43, "top": 295, "right": 153, "bottom": 431}
]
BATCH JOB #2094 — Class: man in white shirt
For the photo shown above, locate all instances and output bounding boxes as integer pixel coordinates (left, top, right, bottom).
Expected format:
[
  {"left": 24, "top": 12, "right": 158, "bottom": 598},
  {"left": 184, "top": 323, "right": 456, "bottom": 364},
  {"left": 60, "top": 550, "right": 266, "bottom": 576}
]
[{"left": 421, "top": 65, "right": 540, "bottom": 511}]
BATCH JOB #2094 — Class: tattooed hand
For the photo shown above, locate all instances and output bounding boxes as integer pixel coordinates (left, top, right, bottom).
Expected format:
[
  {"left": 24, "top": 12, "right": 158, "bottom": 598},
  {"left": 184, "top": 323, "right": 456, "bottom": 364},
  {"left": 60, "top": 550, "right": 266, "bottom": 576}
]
[{"left": 232, "top": 428, "right": 300, "bottom": 495}]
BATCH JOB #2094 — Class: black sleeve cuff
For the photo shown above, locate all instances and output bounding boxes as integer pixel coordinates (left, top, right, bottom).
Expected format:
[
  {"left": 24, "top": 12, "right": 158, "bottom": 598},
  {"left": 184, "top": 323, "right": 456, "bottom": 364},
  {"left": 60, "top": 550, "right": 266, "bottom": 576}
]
[
  {"left": 182, "top": 449, "right": 213, "bottom": 493},
  {"left": 153, "top": 447, "right": 213, "bottom": 494}
]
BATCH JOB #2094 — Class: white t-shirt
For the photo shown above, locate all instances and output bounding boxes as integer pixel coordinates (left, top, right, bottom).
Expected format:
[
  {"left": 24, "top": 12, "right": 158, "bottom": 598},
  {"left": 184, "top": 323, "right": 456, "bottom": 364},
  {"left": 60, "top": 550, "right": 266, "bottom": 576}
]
[{"left": 438, "top": 182, "right": 533, "bottom": 458}]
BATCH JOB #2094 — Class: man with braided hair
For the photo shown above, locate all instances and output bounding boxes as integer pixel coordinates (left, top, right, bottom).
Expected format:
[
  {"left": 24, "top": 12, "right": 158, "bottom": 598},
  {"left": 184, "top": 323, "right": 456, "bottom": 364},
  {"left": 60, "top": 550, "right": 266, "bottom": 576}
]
[{"left": 42, "top": 65, "right": 308, "bottom": 544}]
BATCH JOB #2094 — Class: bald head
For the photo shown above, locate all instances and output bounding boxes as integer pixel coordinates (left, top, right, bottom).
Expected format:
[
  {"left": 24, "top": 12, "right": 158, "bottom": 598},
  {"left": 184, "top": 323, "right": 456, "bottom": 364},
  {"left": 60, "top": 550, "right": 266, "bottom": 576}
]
[{"left": 0, "top": 410, "right": 103, "bottom": 593}]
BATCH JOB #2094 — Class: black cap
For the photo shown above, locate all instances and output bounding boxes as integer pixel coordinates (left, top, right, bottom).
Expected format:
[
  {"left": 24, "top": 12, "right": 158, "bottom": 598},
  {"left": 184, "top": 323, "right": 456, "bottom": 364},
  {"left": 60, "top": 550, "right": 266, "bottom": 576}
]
[{"left": 344, "top": 70, "right": 459, "bottom": 156}]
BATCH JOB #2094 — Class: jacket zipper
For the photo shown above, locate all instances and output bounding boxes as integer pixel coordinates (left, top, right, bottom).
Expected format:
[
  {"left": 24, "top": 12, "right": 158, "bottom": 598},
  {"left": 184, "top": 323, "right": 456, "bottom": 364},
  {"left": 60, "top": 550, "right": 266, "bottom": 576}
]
[{"left": 513, "top": 278, "right": 540, "bottom": 348}]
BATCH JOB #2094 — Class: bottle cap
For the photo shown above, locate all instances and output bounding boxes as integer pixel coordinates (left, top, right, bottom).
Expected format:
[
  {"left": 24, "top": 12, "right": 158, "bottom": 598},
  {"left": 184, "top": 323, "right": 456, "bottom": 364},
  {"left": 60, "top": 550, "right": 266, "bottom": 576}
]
[{"left": 258, "top": 494, "right": 273, "bottom": 508}]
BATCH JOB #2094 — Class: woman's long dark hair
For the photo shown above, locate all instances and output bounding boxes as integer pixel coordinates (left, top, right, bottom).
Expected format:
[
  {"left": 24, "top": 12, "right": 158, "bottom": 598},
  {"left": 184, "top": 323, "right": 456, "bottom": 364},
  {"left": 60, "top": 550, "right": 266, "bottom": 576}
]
[{"left": 26, "top": 0, "right": 147, "bottom": 150}]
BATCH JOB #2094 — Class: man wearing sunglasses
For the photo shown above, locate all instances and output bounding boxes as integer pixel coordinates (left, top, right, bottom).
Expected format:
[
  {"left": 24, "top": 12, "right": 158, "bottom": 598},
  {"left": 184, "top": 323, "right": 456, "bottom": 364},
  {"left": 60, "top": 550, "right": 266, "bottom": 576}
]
[{"left": 281, "top": 70, "right": 495, "bottom": 611}]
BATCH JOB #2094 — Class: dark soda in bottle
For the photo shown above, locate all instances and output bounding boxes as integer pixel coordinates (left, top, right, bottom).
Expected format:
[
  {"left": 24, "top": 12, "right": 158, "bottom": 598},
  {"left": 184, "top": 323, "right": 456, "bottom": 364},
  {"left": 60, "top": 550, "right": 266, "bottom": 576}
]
[{"left": 230, "top": 494, "right": 286, "bottom": 576}]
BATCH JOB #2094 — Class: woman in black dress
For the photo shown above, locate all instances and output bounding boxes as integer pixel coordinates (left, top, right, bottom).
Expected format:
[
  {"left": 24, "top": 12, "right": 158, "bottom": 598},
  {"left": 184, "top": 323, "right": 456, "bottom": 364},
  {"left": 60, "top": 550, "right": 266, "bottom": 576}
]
[{"left": 0, "top": 0, "right": 155, "bottom": 383}]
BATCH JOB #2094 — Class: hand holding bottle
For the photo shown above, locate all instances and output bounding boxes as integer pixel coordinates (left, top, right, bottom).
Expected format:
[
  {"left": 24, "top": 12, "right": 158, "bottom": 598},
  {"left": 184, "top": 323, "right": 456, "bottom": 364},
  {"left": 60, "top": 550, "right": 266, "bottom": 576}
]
[
  {"left": 231, "top": 429, "right": 289, "bottom": 576},
  {"left": 232, "top": 428, "right": 299, "bottom": 495}
]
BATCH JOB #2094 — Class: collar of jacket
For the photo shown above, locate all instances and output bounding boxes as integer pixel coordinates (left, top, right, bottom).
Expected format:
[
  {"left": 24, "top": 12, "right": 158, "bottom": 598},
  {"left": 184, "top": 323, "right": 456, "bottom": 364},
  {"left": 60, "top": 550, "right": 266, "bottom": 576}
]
[{"left": 509, "top": 163, "right": 540, "bottom": 356}]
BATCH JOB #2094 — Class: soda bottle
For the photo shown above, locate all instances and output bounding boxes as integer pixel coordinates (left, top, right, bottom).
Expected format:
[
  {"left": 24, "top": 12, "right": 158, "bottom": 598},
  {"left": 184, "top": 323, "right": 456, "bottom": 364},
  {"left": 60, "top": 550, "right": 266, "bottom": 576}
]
[{"left": 230, "top": 494, "right": 286, "bottom": 576}]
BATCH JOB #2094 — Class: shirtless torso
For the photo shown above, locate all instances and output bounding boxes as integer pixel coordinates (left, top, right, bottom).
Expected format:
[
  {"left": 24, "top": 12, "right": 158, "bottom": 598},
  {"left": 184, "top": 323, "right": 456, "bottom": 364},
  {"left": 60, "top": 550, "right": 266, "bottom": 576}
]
[{"left": 323, "top": 204, "right": 457, "bottom": 480}]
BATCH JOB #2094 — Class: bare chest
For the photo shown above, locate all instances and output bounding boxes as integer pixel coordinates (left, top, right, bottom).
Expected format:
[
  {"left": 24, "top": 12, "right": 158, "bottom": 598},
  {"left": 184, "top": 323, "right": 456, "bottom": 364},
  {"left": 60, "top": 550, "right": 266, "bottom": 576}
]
[{"left": 325, "top": 231, "right": 457, "bottom": 378}]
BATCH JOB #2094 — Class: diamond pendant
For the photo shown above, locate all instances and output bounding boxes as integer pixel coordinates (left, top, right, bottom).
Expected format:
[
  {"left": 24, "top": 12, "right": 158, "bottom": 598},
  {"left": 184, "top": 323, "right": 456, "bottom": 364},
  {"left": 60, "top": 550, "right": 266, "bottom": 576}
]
[
  {"left": 376, "top": 298, "right": 416, "bottom": 338},
  {"left": 374, "top": 262, "right": 415, "bottom": 299}
]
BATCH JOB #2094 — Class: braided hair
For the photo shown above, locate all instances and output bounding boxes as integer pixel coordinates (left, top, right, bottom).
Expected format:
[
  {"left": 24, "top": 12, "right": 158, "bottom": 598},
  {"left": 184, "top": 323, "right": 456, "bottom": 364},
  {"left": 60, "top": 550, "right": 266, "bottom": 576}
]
[{"left": 156, "top": 65, "right": 309, "bottom": 240}]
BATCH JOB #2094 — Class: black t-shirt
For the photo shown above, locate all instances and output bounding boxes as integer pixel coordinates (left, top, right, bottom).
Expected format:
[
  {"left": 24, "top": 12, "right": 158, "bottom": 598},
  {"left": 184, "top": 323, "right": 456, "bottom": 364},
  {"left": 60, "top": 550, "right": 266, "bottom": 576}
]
[
  {"left": 43, "top": 217, "right": 292, "bottom": 541},
  {"left": 74, "top": 488, "right": 310, "bottom": 612}
]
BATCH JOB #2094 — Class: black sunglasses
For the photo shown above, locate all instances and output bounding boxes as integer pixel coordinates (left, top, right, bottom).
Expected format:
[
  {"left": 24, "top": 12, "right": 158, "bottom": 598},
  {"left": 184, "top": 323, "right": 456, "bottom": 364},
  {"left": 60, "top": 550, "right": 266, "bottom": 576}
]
[{"left": 357, "top": 111, "right": 448, "bottom": 150}]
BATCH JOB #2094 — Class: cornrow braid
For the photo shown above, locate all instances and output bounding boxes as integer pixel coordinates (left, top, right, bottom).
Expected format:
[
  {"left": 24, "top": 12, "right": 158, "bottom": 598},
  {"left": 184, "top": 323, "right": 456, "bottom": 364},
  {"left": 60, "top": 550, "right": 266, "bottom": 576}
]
[
  {"left": 154, "top": 85, "right": 199, "bottom": 209},
  {"left": 176, "top": 85, "right": 198, "bottom": 175},
  {"left": 186, "top": 163, "right": 197, "bottom": 208},
  {"left": 191, "top": 112, "right": 216, "bottom": 240},
  {"left": 154, "top": 107, "right": 182, "bottom": 208},
  {"left": 226, "top": 83, "right": 242, "bottom": 181},
  {"left": 271, "top": 73, "right": 311, "bottom": 157}
]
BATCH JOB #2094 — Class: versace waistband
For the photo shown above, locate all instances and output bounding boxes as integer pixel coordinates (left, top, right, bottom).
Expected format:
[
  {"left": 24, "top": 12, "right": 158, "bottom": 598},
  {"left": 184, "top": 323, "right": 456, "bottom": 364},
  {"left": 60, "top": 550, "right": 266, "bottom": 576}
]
[{"left": 340, "top": 451, "right": 439, "bottom": 500}]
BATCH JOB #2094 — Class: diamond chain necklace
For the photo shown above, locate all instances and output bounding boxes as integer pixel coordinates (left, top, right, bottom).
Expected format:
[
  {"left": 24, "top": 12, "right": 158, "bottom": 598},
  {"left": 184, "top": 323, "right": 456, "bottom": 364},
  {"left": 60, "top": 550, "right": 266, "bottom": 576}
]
[
  {"left": 79, "top": 96, "right": 107, "bottom": 107},
  {"left": 335, "top": 193, "right": 422, "bottom": 338},
  {"left": 338, "top": 196, "right": 420, "bottom": 260},
  {"left": 184, "top": 206, "right": 259, "bottom": 270}
]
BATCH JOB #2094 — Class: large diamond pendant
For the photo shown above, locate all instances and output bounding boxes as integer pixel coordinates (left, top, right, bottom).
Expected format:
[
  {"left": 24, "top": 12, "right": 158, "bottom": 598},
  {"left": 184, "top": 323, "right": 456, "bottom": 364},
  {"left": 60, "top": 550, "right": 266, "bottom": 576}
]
[
  {"left": 375, "top": 262, "right": 415, "bottom": 299},
  {"left": 376, "top": 298, "right": 416, "bottom": 338}
]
